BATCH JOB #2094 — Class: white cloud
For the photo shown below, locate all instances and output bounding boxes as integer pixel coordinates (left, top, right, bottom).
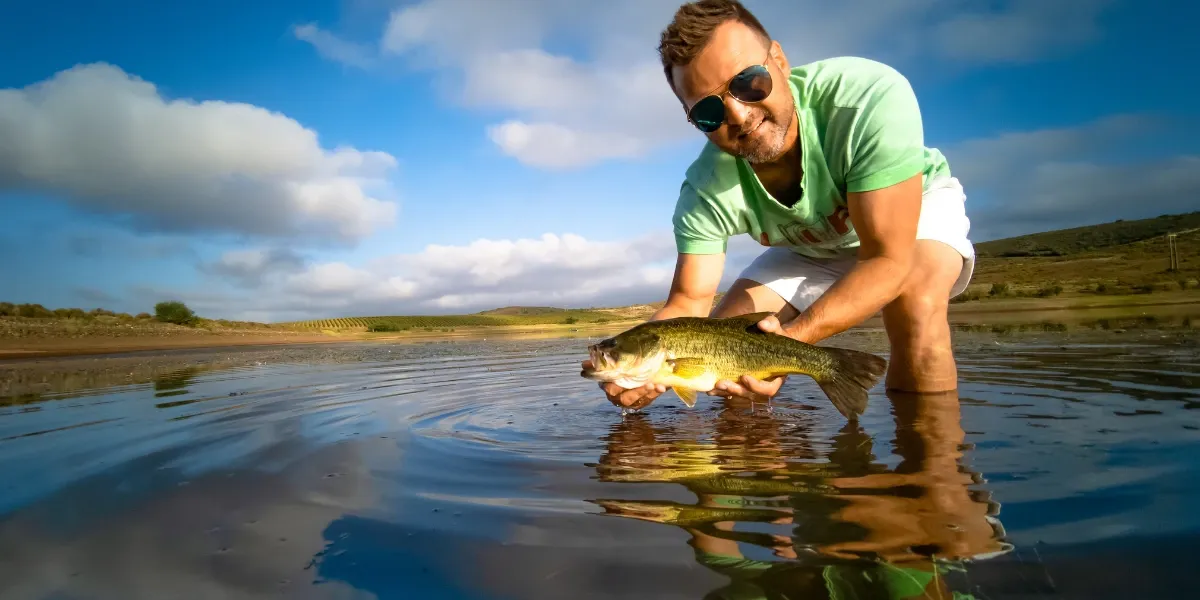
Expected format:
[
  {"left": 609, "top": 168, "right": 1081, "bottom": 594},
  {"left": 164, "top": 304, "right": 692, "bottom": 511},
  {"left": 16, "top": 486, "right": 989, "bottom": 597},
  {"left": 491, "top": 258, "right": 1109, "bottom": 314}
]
[
  {"left": 180, "top": 231, "right": 686, "bottom": 321},
  {"left": 299, "top": 0, "right": 1116, "bottom": 170},
  {"left": 0, "top": 63, "right": 398, "bottom": 244},
  {"left": 197, "top": 247, "right": 307, "bottom": 288},
  {"left": 292, "top": 23, "right": 377, "bottom": 69},
  {"left": 945, "top": 114, "right": 1200, "bottom": 240}
]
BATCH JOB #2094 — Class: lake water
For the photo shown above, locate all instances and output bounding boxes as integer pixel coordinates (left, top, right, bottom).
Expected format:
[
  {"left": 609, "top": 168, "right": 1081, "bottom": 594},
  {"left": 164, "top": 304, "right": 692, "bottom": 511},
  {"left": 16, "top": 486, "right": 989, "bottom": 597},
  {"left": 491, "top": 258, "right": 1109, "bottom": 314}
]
[{"left": 0, "top": 323, "right": 1198, "bottom": 599}]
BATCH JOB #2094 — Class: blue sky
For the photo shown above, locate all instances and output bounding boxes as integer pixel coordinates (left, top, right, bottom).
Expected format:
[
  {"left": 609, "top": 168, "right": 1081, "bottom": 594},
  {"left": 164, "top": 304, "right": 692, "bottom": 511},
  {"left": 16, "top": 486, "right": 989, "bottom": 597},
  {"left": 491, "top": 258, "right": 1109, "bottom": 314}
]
[{"left": 1, "top": 0, "right": 1197, "bottom": 321}]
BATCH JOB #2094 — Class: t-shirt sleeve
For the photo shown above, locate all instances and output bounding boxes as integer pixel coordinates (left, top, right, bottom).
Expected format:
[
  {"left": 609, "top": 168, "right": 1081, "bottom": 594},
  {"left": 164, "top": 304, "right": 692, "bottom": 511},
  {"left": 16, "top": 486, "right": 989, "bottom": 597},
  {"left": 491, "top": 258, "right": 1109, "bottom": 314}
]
[
  {"left": 672, "top": 182, "right": 730, "bottom": 255},
  {"left": 843, "top": 64, "right": 927, "bottom": 193}
]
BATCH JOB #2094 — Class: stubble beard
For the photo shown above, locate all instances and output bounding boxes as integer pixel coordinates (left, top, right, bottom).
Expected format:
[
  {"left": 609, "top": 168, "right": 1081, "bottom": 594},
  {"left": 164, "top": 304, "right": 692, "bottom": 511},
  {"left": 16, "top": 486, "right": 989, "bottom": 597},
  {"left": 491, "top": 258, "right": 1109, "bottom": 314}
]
[{"left": 737, "top": 107, "right": 794, "bottom": 164}]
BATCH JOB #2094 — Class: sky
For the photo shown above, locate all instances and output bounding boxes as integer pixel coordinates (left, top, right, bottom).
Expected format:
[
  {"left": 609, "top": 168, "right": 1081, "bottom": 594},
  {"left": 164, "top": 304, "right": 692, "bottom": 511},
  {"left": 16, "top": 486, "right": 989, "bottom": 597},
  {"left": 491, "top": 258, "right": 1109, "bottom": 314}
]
[{"left": 1, "top": 0, "right": 1197, "bottom": 322}]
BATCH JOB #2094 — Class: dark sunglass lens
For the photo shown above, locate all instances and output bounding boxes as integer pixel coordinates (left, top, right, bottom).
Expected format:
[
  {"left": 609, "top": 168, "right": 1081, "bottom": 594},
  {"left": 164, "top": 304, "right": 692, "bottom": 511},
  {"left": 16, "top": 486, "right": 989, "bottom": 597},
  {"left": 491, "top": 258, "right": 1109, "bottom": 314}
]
[
  {"left": 689, "top": 95, "right": 725, "bottom": 132},
  {"left": 729, "top": 64, "right": 771, "bottom": 103}
]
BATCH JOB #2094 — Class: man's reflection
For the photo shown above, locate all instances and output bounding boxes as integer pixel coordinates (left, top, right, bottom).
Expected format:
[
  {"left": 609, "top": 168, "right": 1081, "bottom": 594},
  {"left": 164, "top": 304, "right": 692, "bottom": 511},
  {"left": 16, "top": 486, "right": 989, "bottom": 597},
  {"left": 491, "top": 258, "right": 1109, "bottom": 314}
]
[{"left": 589, "top": 391, "right": 1010, "bottom": 599}]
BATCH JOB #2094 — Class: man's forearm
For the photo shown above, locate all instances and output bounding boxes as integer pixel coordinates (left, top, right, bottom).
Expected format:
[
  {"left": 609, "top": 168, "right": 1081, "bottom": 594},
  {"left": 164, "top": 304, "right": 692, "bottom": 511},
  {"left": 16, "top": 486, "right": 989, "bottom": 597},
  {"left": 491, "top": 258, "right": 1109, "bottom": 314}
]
[{"left": 783, "top": 255, "right": 909, "bottom": 343}]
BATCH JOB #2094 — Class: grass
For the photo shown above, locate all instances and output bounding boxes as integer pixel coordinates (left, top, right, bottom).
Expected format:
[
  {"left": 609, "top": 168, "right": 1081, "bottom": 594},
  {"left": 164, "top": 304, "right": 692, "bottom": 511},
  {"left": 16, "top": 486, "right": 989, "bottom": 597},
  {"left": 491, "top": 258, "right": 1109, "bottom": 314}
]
[{"left": 954, "top": 215, "right": 1199, "bottom": 302}]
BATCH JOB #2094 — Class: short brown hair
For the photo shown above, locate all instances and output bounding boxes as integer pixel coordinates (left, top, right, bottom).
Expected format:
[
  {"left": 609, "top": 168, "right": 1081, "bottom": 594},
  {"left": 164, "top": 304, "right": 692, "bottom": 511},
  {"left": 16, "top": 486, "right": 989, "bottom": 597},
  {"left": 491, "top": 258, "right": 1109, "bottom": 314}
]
[{"left": 658, "top": 0, "right": 772, "bottom": 90}]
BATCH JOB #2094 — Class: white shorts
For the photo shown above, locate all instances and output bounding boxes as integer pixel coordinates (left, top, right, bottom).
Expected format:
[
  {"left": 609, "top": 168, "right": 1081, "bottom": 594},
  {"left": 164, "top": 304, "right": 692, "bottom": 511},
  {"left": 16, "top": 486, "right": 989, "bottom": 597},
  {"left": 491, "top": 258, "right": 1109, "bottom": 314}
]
[{"left": 738, "top": 176, "right": 975, "bottom": 312}]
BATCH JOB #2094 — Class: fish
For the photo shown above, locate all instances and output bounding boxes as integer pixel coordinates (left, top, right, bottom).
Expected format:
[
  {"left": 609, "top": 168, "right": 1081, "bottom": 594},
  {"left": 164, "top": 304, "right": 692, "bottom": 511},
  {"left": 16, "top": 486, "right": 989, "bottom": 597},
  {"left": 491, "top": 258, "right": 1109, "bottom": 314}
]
[
  {"left": 580, "top": 312, "right": 888, "bottom": 419},
  {"left": 588, "top": 498, "right": 792, "bottom": 527}
]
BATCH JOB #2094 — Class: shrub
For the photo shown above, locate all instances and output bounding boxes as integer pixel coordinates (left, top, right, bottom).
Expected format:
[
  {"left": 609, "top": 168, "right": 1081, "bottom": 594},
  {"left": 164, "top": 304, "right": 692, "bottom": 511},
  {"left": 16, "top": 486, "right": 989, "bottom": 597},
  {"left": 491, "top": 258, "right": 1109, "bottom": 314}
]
[
  {"left": 16, "top": 303, "right": 53, "bottom": 318},
  {"left": 988, "top": 282, "right": 1010, "bottom": 297},
  {"left": 368, "top": 322, "right": 405, "bottom": 332},
  {"left": 154, "top": 301, "right": 197, "bottom": 325},
  {"left": 1034, "top": 284, "right": 1064, "bottom": 298}
]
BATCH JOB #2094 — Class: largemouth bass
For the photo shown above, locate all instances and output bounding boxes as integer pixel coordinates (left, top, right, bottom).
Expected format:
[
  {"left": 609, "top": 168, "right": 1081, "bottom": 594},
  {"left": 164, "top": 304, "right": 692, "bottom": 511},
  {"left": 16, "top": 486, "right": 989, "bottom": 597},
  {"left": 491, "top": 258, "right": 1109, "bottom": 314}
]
[{"left": 580, "top": 312, "right": 887, "bottom": 419}]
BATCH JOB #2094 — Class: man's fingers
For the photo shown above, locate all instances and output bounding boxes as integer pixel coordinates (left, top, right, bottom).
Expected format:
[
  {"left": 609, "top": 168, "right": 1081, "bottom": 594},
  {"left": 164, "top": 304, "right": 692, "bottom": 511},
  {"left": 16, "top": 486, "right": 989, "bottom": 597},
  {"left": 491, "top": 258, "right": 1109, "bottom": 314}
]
[
  {"left": 711, "top": 379, "right": 746, "bottom": 398},
  {"left": 757, "top": 314, "right": 781, "bottom": 333},
  {"left": 741, "top": 375, "right": 785, "bottom": 396}
]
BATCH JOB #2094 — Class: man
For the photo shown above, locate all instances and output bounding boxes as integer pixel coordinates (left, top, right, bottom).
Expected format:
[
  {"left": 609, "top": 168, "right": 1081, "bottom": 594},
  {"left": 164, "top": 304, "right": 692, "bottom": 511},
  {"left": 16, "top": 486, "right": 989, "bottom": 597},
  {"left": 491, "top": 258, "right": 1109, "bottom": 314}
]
[{"left": 591, "top": 0, "right": 974, "bottom": 410}]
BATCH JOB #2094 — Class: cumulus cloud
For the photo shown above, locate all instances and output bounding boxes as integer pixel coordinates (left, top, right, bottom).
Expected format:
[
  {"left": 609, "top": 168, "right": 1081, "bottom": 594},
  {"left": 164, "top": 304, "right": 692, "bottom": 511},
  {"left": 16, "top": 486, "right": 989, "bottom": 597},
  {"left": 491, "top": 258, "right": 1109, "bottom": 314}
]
[
  {"left": 946, "top": 114, "right": 1200, "bottom": 240},
  {"left": 197, "top": 248, "right": 308, "bottom": 289},
  {"left": 298, "top": 0, "right": 1116, "bottom": 169},
  {"left": 0, "top": 63, "right": 398, "bottom": 244},
  {"left": 182, "top": 231, "right": 686, "bottom": 321}
]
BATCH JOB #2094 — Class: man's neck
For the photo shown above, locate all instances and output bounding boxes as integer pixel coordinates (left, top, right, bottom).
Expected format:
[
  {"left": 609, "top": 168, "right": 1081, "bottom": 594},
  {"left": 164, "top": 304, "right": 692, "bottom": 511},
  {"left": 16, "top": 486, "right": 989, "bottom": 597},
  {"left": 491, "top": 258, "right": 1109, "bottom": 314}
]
[{"left": 750, "top": 119, "right": 803, "bottom": 206}]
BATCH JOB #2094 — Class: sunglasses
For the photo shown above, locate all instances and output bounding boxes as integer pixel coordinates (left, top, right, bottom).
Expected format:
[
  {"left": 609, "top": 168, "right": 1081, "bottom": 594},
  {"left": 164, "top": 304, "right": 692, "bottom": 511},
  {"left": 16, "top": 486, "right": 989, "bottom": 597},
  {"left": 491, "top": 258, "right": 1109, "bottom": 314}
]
[{"left": 685, "top": 62, "right": 774, "bottom": 133}]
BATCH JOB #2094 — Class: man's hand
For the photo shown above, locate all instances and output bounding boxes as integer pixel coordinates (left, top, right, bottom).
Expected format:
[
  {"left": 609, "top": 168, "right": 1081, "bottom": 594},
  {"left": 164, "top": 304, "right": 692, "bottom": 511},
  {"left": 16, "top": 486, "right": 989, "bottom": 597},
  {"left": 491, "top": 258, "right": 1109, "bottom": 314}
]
[{"left": 583, "top": 359, "right": 666, "bottom": 410}]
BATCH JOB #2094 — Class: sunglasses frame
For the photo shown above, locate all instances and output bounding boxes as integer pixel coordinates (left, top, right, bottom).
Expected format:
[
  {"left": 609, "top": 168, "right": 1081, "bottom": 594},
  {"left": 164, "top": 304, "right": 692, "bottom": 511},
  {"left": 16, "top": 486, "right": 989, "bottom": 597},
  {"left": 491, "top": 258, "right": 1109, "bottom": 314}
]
[{"left": 684, "top": 55, "right": 774, "bottom": 134}]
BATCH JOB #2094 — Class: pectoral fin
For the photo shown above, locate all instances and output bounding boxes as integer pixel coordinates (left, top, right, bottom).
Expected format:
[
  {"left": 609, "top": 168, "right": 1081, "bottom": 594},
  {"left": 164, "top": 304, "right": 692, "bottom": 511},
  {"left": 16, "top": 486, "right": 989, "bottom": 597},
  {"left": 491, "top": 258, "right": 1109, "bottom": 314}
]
[
  {"left": 672, "top": 386, "right": 698, "bottom": 408},
  {"left": 671, "top": 357, "right": 710, "bottom": 379}
]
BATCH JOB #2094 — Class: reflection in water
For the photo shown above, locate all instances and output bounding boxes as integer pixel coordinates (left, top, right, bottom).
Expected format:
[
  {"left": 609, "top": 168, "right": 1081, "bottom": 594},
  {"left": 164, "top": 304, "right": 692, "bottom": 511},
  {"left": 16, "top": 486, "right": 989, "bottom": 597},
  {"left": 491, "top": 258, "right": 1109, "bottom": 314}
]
[{"left": 590, "top": 392, "right": 1010, "bottom": 599}]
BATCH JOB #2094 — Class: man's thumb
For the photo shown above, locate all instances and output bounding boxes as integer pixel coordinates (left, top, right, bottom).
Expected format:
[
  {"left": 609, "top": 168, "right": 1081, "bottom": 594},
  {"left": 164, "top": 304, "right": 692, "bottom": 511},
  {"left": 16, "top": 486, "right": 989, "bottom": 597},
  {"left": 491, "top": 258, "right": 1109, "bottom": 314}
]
[{"left": 757, "top": 314, "right": 780, "bottom": 331}]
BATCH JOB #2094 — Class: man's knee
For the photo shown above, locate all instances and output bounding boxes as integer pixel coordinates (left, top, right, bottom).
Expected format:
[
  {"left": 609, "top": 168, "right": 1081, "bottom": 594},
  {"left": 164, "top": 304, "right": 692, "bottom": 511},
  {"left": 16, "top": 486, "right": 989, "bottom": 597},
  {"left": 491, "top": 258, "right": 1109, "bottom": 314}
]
[
  {"left": 710, "top": 278, "right": 793, "bottom": 318},
  {"left": 886, "top": 290, "right": 948, "bottom": 338},
  {"left": 885, "top": 242, "right": 961, "bottom": 344}
]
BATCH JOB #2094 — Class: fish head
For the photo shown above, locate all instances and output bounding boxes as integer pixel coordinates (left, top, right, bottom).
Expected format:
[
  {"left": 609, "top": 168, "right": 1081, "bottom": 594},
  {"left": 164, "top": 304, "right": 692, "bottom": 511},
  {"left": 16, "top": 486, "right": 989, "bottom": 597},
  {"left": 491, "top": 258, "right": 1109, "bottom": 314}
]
[{"left": 581, "top": 328, "right": 668, "bottom": 388}]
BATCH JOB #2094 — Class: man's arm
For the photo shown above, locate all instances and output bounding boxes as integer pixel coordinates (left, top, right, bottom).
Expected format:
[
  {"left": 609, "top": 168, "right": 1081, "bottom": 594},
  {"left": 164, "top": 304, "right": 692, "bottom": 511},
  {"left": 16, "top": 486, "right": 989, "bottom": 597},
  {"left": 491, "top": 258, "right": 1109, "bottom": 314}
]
[
  {"left": 777, "top": 172, "right": 921, "bottom": 343},
  {"left": 651, "top": 252, "right": 726, "bottom": 320}
]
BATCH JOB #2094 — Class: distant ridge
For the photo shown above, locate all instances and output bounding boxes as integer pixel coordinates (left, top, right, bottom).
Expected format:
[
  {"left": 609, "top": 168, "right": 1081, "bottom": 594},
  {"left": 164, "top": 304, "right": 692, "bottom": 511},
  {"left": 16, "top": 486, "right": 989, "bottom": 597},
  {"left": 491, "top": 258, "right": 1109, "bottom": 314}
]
[
  {"left": 476, "top": 306, "right": 569, "bottom": 316},
  {"left": 976, "top": 212, "right": 1200, "bottom": 258}
]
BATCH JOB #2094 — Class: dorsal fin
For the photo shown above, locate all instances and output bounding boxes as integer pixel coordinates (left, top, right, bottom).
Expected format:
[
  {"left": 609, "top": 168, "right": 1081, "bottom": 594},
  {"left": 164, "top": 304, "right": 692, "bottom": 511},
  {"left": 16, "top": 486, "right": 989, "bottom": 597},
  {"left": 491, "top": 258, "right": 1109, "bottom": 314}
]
[{"left": 721, "top": 311, "right": 776, "bottom": 332}]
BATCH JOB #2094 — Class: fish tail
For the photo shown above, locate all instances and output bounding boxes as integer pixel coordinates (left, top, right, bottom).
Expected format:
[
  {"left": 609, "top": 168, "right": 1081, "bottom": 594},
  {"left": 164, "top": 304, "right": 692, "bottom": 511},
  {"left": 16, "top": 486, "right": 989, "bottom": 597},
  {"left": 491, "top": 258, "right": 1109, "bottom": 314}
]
[{"left": 812, "top": 347, "right": 888, "bottom": 419}]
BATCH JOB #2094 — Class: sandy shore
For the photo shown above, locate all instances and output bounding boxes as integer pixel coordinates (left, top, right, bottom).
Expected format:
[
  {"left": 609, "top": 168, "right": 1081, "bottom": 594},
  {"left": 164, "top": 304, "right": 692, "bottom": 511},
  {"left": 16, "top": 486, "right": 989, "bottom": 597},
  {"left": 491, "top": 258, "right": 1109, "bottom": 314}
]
[{"left": 1, "top": 291, "right": 1196, "bottom": 362}]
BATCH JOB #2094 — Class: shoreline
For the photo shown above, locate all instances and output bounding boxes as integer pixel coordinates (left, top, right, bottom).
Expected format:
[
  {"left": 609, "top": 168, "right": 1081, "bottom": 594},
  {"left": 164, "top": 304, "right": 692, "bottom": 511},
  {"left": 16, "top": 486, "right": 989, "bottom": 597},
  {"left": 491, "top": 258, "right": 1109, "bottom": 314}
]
[{"left": 1, "top": 291, "right": 1196, "bottom": 362}]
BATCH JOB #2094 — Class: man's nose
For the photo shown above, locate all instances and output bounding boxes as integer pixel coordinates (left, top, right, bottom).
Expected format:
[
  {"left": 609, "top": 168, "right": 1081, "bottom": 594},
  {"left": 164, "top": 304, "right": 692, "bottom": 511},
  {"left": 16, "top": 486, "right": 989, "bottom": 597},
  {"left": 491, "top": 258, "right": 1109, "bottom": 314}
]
[{"left": 723, "top": 95, "right": 753, "bottom": 129}]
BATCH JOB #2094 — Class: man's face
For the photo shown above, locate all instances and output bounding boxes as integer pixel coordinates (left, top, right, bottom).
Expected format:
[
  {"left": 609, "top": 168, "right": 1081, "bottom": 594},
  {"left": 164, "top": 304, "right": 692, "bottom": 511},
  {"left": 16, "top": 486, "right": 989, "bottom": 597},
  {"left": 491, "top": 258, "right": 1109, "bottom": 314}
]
[{"left": 671, "top": 21, "right": 795, "bottom": 164}]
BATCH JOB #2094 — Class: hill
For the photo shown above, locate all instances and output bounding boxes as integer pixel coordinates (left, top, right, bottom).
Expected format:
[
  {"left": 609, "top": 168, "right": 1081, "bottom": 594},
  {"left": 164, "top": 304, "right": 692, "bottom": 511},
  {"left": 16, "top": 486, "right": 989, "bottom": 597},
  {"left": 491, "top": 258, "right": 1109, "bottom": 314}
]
[
  {"left": 975, "top": 212, "right": 1200, "bottom": 258},
  {"left": 962, "top": 213, "right": 1198, "bottom": 299},
  {"left": 477, "top": 306, "right": 570, "bottom": 316}
]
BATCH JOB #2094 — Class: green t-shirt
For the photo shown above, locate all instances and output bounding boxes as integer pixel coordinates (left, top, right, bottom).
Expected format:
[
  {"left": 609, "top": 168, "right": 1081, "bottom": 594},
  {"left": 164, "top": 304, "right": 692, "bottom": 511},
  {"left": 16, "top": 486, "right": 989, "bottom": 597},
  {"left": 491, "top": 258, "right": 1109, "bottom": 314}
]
[{"left": 672, "top": 56, "right": 952, "bottom": 260}]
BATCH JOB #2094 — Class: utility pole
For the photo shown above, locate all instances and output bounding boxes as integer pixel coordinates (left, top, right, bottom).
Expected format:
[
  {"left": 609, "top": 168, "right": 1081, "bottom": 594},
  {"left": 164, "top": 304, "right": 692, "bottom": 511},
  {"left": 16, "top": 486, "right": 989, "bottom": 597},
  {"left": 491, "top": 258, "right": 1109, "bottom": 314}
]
[{"left": 1167, "top": 233, "right": 1178, "bottom": 271}]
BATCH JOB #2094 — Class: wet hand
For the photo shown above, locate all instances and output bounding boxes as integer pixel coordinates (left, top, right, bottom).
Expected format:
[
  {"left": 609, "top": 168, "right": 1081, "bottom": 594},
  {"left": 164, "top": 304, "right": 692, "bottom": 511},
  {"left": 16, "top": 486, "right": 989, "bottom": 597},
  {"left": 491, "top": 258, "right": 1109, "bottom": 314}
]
[
  {"left": 582, "top": 360, "right": 665, "bottom": 410},
  {"left": 708, "top": 374, "right": 785, "bottom": 402}
]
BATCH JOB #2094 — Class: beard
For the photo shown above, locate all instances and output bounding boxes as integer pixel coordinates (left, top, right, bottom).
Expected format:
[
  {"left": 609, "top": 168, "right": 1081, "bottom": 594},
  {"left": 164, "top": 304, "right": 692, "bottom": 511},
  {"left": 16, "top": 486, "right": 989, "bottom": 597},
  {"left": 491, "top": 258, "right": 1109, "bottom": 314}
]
[{"left": 732, "top": 105, "right": 794, "bottom": 164}]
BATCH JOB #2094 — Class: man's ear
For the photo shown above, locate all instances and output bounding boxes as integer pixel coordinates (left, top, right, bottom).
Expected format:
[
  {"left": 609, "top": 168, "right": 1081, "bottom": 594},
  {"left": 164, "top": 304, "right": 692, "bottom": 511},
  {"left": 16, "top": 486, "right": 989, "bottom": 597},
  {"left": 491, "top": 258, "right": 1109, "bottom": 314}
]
[{"left": 769, "top": 40, "right": 789, "bottom": 73}]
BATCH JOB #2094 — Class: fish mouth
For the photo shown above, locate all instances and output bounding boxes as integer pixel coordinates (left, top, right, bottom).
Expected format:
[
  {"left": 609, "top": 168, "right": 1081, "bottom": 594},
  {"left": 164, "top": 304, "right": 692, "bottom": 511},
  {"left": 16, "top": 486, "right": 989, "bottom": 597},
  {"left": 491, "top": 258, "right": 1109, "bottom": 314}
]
[{"left": 582, "top": 344, "right": 616, "bottom": 380}]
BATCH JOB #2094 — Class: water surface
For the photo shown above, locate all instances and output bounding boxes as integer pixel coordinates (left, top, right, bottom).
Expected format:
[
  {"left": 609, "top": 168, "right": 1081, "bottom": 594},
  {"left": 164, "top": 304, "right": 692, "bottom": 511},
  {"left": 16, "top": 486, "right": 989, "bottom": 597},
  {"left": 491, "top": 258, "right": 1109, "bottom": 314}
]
[{"left": 1, "top": 326, "right": 1198, "bottom": 599}]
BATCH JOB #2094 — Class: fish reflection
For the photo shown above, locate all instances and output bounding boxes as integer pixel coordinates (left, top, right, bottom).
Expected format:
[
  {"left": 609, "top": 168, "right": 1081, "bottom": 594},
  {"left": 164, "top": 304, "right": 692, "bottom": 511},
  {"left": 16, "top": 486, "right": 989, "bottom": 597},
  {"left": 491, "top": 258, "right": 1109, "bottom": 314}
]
[{"left": 589, "top": 391, "right": 1011, "bottom": 599}]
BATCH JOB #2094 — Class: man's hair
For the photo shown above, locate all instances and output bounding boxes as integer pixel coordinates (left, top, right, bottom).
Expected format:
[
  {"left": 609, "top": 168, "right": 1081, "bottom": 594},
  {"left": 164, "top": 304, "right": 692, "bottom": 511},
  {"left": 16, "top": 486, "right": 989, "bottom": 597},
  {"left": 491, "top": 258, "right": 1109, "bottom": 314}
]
[{"left": 658, "top": 0, "right": 772, "bottom": 91}]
